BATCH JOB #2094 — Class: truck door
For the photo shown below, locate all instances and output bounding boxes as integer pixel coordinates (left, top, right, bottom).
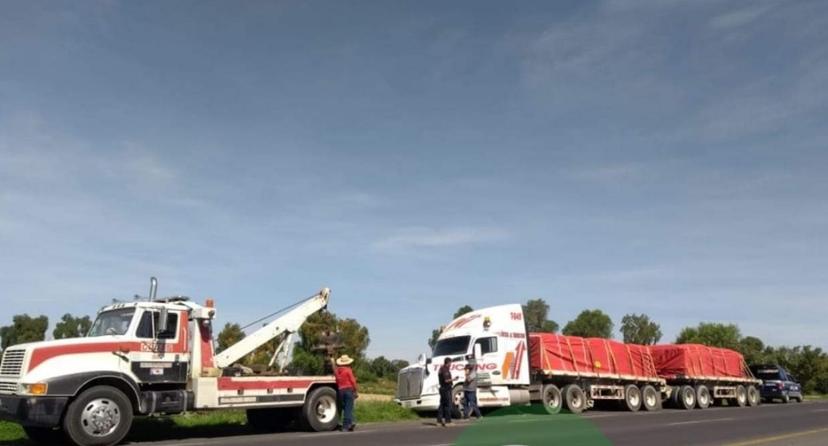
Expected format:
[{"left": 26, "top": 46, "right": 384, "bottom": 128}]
[{"left": 128, "top": 309, "right": 190, "bottom": 383}]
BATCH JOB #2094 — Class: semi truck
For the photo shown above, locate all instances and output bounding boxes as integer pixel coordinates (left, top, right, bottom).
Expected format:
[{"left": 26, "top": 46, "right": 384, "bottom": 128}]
[
  {"left": 395, "top": 303, "right": 761, "bottom": 415},
  {"left": 0, "top": 279, "right": 341, "bottom": 446}
]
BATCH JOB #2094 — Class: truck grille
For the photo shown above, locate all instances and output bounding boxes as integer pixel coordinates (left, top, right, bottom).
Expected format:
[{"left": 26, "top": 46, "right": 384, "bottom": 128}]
[
  {"left": 396, "top": 368, "right": 424, "bottom": 400},
  {"left": 0, "top": 381, "right": 17, "bottom": 394},
  {"left": 0, "top": 349, "right": 26, "bottom": 377}
]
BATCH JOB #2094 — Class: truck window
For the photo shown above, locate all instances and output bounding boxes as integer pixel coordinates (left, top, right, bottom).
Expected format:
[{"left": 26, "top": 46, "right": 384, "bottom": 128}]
[
  {"left": 88, "top": 309, "right": 135, "bottom": 337},
  {"left": 136, "top": 311, "right": 179, "bottom": 339},
  {"left": 433, "top": 336, "right": 471, "bottom": 357},
  {"left": 475, "top": 337, "right": 498, "bottom": 355}
]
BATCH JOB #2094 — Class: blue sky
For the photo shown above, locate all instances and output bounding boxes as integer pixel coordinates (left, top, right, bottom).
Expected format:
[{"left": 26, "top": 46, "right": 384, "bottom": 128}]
[{"left": 1, "top": 0, "right": 827, "bottom": 358}]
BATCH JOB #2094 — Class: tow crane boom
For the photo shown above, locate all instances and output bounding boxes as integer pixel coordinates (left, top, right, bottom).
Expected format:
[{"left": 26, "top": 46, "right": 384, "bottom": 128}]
[{"left": 214, "top": 287, "right": 330, "bottom": 368}]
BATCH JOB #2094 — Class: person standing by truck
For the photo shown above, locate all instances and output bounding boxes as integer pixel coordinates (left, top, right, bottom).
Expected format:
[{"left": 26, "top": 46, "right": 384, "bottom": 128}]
[
  {"left": 437, "top": 357, "right": 454, "bottom": 426},
  {"left": 463, "top": 364, "right": 482, "bottom": 419},
  {"left": 333, "top": 354, "right": 359, "bottom": 431}
]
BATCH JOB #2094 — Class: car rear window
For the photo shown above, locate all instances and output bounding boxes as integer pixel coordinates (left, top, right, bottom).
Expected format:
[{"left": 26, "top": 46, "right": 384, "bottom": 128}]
[{"left": 755, "top": 368, "right": 783, "bottom": 380}]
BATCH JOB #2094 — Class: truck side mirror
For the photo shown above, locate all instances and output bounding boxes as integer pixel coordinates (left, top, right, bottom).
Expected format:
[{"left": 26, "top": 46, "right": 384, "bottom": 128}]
[{"left": 156, "top": 308, "right": 169, "bottom": 337}]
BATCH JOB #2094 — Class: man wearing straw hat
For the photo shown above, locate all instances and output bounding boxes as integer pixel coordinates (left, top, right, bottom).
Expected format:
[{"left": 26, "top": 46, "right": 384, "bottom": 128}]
[{"left": 333, "top": 354, "right": 359, "bottom": 431}]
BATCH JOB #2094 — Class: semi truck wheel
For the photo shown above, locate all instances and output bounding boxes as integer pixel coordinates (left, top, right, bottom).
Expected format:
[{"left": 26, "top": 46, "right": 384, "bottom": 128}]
[
  {"left": 678, "top": 385, "right": 696, "bottom": 410},
  {"left": 300, "top": 387, "right": 339, "bottom": 432},
  {"left": 747, "top": 386, "right": 760, "bottom": 407},
  {"left": 541, "top": 384, "right": 563, "bottom": 414},
  {"left": 695, "top": 385, "right": 711, "bottom": 409},
  {"left": 641, "top": 385, "right": 661, "bottom": 411},
  {"left": 562, "top": 385, "right": 586, "bottom": 414},
  {"left": 63, "top": 385, "right": 133, "bottom": 446},
  {"left": 735, "top": 385, "right": 748, "bottom": 407},
  {"left": 623, "top": 385, "right": 642, "bottom": 412},
  {"left": 669, "top": 386, "right": 682, "bottom": 408},
  {"left": 23, "top": 426, "right": 64, "bottom": 445}
]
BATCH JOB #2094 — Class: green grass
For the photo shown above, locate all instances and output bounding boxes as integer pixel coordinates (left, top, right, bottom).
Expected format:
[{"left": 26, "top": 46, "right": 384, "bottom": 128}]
[
  {"left": 359, "top": 378, "right": 397, "bottom": 395},
  {"left": 805, "top": 394, "right": 828, "bottom": 400},
  {"left": 0, "top": 401, "right": 417, "bottom": 444}
]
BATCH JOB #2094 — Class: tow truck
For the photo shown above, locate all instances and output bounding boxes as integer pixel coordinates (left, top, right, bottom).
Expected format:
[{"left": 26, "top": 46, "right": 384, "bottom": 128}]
[{"left": 0, "top": 278, "right": 339, "bottom": 446}]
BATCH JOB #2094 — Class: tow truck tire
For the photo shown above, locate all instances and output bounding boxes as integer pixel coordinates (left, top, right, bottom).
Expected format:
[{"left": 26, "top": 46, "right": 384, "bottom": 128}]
[
  {"left": 678, "top": 385, "right": 696, "bottom": 410},
  {"left": 747, "top": 386, "right": 761, "bottom": 407},
  {"left": 300, "top": 387, "right": 339, "bottom": 432},
  {"left": 623, "top": 385, "right": 642, "bottom": 412},
  {"left": 735, "top": 385, "right": 748, "bottom": 407},
  {"left": 641, "top": 385, "right": 661, "bottom": 411},
  {"left": 562, "top": 384, "right": 586, "bottom": 414},
  {"left": 541, "top": 384, "right": 563, "bottom": 414},
  {"left": 63, "top": 385, "right": 133, "bottom": 446},
  {"left": 696, "top": 385, "right": 711, "bottom": 409},
  {"left": 23, "top": 426, "right": 65, "bottom": 445}
]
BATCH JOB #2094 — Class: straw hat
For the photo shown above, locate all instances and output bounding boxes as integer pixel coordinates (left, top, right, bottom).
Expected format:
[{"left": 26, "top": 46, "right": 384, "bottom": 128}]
[{"left": 336, "top": 355, "right": 355, "bottom": 366}]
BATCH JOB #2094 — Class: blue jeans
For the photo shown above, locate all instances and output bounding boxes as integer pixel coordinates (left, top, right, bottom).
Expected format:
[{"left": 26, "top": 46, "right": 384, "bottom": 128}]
[
  {"left": 463, "top": 390, "right": 482, "bottom": 418},
  {"left": 339, "top": 388, "right": 355, "bottom": 429},
  {"left": 437, "top": 387, "right": 453, "bottom": 423}
]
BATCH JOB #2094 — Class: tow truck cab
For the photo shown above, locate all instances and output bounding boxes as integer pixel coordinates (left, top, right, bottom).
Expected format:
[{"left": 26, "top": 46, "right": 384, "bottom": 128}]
[{"left": 395, "top": 304, "right": 532, "bottom": 412}]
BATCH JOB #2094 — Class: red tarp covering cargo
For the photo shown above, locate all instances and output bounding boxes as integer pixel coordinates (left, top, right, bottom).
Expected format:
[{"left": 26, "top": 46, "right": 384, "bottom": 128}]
[
  {"left": 649, "top": 344, "right": 749, "bottom": 379},
  {"left": 528, "top": 333, "right": 659, "bottom": 379}
]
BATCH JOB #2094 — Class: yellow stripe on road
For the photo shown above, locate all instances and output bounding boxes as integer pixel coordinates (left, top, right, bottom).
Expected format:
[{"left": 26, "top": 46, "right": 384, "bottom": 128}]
[{"left": 723, "top": 427, "right": 828, "bottom": 446}]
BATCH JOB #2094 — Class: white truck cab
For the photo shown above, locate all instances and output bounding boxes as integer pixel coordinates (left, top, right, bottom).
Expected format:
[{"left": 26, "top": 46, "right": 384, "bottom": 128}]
[{"left": 396, "top": 304, "right": 531, "bottom": 413}]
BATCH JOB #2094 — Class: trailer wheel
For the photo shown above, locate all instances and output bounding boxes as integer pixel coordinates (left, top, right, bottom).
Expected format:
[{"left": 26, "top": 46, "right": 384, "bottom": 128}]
[
  {"left": 735, "top": 385, "right": 748, "bottom": 407},
  {"left": 562, "top": 385, "right": 586, "bottom": 414},
  {"left": 678, "top": 385, "right": 696, "bottom": 410},
  {"left": 300, "top": 387, "right": 339, "bottom": 432},
  {"left": 541, "top": 384, "right": 563, "bottom": 414},
  {"left": 695, "top": 385, "right": 711, "bottom": 409},
  {"left": 641, "top": 385, "right": 661, "bottom": 411},
  {"left": 747, "top": 386, "right": 760, "bottom": 407},
  {"left": 623, "top": 385, "right": 642, "bottom": 412},
  {"left": 23, "top": 426, "right": 65, "bottom": 445},
  {"left": 63, "top": 385, "right": 133, "bottom": 446},
  {"left": 669, "top": 386, "right": 681, "bottom": 408}
]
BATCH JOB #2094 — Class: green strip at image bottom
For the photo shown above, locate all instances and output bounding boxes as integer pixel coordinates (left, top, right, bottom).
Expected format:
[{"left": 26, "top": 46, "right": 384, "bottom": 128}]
[{"left": 452, "top": 405, "right": 612, "bottom": 446}]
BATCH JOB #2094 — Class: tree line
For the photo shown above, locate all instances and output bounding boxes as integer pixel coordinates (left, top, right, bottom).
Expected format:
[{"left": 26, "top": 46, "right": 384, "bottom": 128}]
[{"left": 2, "top": 307, "right": 827, "bottom": 394}]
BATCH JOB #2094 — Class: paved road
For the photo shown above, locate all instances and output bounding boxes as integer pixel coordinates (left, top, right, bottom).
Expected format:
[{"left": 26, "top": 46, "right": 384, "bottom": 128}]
[{"left": 129, "top": 400, "right": 828, "bottom": 446}]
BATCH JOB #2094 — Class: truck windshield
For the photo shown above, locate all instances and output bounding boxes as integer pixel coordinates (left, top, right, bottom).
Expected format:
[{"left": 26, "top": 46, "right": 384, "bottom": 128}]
[
  {"left": 88, "top": 309, "right": 135, "bottom": 337},
  {"left": 433, "top": 336, "right": 470, "bottom": 357}
]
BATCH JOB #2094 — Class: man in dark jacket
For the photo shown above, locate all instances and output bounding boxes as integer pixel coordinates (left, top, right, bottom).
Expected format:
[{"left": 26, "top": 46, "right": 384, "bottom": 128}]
[{"left": 437, "top": 357, "right": 454, "bottom": 426}]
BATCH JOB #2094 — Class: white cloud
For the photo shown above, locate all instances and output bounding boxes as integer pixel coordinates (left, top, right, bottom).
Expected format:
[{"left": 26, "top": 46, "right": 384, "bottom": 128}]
[
  {"left": 709, "top": 3, "right": 773, "bottom": 29},
  {"left": 374, "top": 226, "right": 509, "bottom": 250}
]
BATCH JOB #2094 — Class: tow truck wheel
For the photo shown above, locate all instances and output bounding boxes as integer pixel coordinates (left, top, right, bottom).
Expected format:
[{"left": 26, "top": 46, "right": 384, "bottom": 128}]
[
  {"left": 562, "top": 385, "right": 586, "bottom": 414},
  {"left": 735, "top": 385, "right": 748, "bottom": 407},
  {"left": 300, "top": 387, "right": 339, "bottom": 432},
  {"left": 695, "top": 385, "right": 711, "bottom": 409},
  {"left": 623, "top": 385, "right": 642, "bottom": 412},
  {"left": 63, "top": 385, "right": 133, "bottom": 446},
  {"left": 747, "top": 386, "right": 761, "bottom": 407},
  {"left": 23, "top": 426, "right": 65, "bottom": 445},
  {"left": 541, "top": 384, "right": 563, "bottom": 414},
  {"left": 641, "top": 385, "right": 661, "bottom": 411}
]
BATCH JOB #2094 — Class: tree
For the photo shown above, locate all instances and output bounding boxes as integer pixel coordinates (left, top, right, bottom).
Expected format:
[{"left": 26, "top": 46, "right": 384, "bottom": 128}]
[
  {"left": 217, "top": 323, "right": 245, "bottom": 353},
  {"left": 675, "top": 322, "right": 741, "bottom": 350},
  {"left": 391, "top": 359, "right": 410, "bottom": 373},
  {"left": 562, "top": 310, "right": 613, "bottom": 338},
  {"left": 738, "top": 336, "right": 766, "bottom": 364},
  {"left": 53, "top": 314, "right": 92, "bottom": 339},
  {"left": 619, "top": 313, "right": 662, "bottom": 345},
  {"left": 523, "top": 299, "right": 559, "bottom": 333},
  {"left": 369, "top": 356, "right": 395, "bottom": 378},
  {"left": 0, "top": 314, "right": 49, "bottom": 349},
  {"left": 288, "top": 311, "right": 370, "bottom": 376},
  {"left": 428, "top": 306, "right": 474, "bottom": 350}
]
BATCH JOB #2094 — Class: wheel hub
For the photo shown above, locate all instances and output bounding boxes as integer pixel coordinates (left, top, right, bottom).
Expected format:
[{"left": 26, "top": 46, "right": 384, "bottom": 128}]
[{"left": 81, "top": 399, "right": 121, "bottom": 437}]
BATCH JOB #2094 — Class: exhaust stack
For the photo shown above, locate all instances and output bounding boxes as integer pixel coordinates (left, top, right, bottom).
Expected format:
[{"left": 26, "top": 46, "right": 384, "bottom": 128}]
[{"left": 149, "top": 277, "right": 158, "bottom": 301}]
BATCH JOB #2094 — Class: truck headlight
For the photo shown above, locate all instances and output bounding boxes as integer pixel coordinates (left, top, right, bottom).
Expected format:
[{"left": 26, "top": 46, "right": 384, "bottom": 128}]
[{"left": 23, "top": 383, "right": 48, "bottom": 395}]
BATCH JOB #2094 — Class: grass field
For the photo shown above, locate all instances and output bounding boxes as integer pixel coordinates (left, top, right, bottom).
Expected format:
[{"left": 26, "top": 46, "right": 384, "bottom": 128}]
[{"left": 0, "top": 400, "right": 417, "bottom": 444}]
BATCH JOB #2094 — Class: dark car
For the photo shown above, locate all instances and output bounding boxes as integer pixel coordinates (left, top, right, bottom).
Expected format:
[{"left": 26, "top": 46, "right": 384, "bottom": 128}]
[{"left": 750, "top": 364, "right": 803, "bottom": 403}]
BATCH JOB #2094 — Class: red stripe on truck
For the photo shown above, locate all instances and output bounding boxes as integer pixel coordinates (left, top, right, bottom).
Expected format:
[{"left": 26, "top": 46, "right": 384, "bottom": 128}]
[{"left": 217, "top": 377, "right": 323, "bottom": 391}]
